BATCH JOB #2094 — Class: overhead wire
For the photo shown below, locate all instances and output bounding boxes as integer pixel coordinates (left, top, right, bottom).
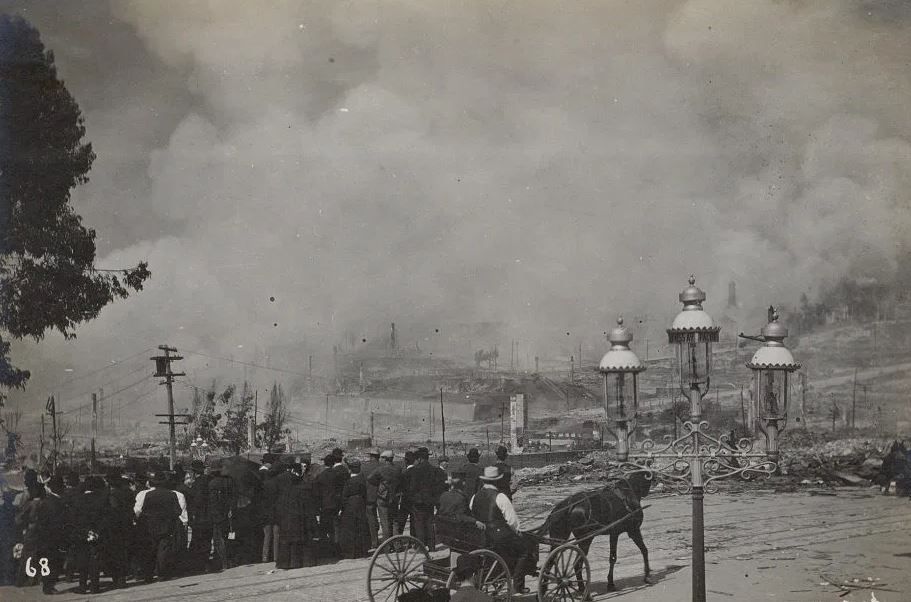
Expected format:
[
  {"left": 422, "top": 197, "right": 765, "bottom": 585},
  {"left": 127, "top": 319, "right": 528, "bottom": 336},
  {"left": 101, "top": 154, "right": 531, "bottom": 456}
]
[
  {"left": 57, "top": 374, "right": 154, "bottom": 415},
  {"left": 37, "top": 346, "right": 154, "bottom": 397}
]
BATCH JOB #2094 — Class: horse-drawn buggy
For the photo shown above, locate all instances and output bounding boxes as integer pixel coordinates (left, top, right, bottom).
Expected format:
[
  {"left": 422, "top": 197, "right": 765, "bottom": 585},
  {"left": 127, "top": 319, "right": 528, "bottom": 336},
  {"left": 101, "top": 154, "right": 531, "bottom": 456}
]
[{"left": 366, "top": 473, "right": 653, "bottom": 602}]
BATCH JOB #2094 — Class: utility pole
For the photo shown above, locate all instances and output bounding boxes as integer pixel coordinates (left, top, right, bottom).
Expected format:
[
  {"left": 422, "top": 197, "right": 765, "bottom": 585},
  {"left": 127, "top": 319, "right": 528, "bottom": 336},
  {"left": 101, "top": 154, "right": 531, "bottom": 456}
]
[
  {"left": 39, "top": 414, "right": 45, "bottom": 467},
  {"left": 535, "top": 356, "right": 539, "bottom": 373},
  {"left": 570, "top": 355, "right": 575, "bottom": 383},
  {"left": 91, "top": 392, "right": 97, "bottom": 472},
  {"left": 325, "top": 393, "right": 329, "bottom": 439},
  {"left": 99, "top": 387, "right": 104, "bottom": 434},
  {"left": 47, "top": 396, "right": 58, "bottom": 474},
  {"left": 440, "top": 387, "right": 446, "bottom": 460},
  {"left": 151, "top": 345, "right": 185, "bottom": 471},
  {"left": 253, "top": 390, "right": 258, "bottom": 448},
  {"left": 500, "top": 400, "right": 505, "bottom": 442},
  {"left": 851, "top": 368, "right": 858, "bottom": 429},
  {"left": 308, "top": 355, "right": 313, "bottom": 393},
  {"left": 370, "top": 411, "right": 375, "bottom": 445}
]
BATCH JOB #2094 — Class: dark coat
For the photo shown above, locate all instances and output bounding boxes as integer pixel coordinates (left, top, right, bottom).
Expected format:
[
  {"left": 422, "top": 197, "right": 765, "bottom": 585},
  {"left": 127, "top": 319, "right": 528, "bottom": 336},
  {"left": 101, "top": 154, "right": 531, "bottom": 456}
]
[
  {"left": 107, "top": 485, "right": 135, "bottom": 543},
  {"left": 495, "top": 461, "right": 512, "bottom": 497},
  {"left": 316, "top": 464, "right": 349, "bottom": 511},
  {"left": 274, "top": 472, "right": 305, "bottom": 543},
  {"left": 34, "top": 493, "right": 68, "bottom": 554},
  {"left": 138, "top": 487, "right": 181, "bottom": 539},
  {"left": 462, "top": 462, "right": 482, "bottom": 497},
  {"left": 405, "top": 461, "right": 448, "bottom": 511},
  {"left": 437, "top": 489, "right": 475, "bottom": 526},
  {"left": 72, "top": 489, "right": 111, "bottom": 546},
  {"left": 338, "top": 473, "right": 370, "bottom": 558},
  {"left": 207, "top": 474, "right": 236, "bottom": 524},
  {"left": 367, "top": 462, "right": 401, "bottom": 506},
  {"left": 259, "top": 473, "right": 278, "bottom": 525},
  {"left": 362, "top": 460, "right": 380, "bottom": 504},
  {"left": 187, "top": 474, "right": 210, "bottom": 525}
]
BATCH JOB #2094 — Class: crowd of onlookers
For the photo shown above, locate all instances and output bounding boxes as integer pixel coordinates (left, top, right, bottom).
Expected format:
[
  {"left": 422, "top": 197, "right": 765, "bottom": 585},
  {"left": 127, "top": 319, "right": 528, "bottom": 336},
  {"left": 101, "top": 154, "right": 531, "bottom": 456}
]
[{"left": 0, "top": 443, "right": 518, "bottom": 596}]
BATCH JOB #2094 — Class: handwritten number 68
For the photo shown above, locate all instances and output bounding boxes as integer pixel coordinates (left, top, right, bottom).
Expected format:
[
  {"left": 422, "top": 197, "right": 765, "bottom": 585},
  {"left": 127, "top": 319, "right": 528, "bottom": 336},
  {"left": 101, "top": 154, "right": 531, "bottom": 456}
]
[{"left": 25, "top": 557, "right": 50, "bottom": 577}]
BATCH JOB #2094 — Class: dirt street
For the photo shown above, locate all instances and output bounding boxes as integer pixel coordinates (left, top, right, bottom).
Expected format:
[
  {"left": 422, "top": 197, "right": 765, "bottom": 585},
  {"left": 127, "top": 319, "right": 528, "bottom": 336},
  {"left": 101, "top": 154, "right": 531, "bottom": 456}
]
[{"left": 3, "top": 486, "right": 908, "bottom": 602}]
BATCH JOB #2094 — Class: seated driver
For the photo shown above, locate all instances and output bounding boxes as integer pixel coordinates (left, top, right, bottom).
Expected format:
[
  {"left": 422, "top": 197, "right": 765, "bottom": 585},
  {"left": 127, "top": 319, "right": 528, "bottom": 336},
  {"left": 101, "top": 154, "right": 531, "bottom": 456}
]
[{"left": 469, "top": 466, "right": 538, "bottom": 593}]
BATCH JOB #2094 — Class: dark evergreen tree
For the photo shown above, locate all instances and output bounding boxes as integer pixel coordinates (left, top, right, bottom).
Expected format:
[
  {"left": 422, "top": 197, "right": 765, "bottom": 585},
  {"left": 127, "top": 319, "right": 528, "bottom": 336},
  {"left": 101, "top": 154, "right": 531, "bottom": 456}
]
[{"left": 0, "top": 16, "right": 150, "bottom": 400}]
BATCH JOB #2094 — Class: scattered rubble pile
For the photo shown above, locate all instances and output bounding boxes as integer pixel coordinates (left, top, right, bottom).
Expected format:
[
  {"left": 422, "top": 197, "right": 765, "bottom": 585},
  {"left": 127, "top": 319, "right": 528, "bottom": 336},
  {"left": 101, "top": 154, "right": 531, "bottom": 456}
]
[
  {"left": 514, "top": 434, "right": 895, "bottom": 490},
  {"left": 779, "top": 434, "right": 891, "bottom": 486}
]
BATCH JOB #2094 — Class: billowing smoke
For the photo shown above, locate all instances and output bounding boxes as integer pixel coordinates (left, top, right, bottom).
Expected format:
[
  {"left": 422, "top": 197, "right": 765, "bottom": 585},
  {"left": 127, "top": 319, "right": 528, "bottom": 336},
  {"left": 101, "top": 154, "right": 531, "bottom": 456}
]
[{"left": 6, "top": 0, "right": 911, "bottom": 413}]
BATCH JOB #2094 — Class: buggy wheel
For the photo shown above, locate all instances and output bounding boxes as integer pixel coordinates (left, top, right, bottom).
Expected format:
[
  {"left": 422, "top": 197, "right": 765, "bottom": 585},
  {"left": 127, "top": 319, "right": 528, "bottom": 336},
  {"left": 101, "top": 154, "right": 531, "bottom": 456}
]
[
  {"left": 468, "top": 549, "right": 514, "bottom": 601},
  {"left": 538, "top": 544, "right": 590, "bottom": 601},
  {"left": 366, "top": 535, "right": 430, "bottom": 602}
]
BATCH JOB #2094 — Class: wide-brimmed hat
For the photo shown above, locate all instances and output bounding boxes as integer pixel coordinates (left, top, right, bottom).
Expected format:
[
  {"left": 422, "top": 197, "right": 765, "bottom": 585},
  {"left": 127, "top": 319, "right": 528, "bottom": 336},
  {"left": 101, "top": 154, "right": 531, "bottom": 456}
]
[
  {"left": 467, "top": 448, "right": 480, "bottom": 460},
  {"left": 380, "top": 450, "right": 394, "bottom": 459},
  {"left": 346, "top": 457, "right": 361, "bottom": 468},
  {"left": 368, "top": 448, "right": 381, "bottom": 457},
  {"left": 479, "top": 466, "right": 503, "bottom": 481},
  {"left": 415, "top": 447, "right": 430, "bottom": 459}
]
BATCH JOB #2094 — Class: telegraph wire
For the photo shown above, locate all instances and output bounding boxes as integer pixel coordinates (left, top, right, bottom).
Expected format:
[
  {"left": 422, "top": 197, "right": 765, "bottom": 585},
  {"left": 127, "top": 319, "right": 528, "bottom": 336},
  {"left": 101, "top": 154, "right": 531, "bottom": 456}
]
[
  {"left": 37, "top": 346, "right": 154, "bottom": 397},
  {"left": 57, "top": 374, "right": 153, "bottom": 415}
]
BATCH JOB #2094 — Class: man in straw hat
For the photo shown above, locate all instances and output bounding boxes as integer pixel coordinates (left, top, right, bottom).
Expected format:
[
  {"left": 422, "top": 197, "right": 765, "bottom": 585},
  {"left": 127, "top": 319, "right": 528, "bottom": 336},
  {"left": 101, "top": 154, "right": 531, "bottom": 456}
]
[{"left": 469, "top": 466, "right": 537, "bottom": 594}]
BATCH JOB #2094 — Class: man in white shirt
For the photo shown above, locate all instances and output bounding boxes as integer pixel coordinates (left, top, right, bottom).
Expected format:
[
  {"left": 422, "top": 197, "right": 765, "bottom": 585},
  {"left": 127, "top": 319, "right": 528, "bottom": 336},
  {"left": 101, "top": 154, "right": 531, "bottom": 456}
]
[
  {"left": 133, "top": 473, "right": 186, "bottom": 581},
  {"left": 469, "top": 466, "right": 537, "bottom": 593},
  {"left": 134, "top": 478, "right": 188, "bottom": 526}
]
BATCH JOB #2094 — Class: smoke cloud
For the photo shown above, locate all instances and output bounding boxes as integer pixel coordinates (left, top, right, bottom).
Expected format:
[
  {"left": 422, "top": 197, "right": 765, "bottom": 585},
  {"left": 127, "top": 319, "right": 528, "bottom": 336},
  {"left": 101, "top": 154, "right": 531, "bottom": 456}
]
[{"left": 4, "top": 0, "right": 910, "bottom": 412}]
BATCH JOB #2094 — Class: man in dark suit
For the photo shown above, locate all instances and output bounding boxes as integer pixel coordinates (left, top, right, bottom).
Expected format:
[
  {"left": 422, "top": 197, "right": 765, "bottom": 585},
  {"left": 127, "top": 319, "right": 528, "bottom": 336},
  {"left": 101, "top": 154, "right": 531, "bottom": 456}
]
[
  {"left": 206, "top": 465, "right": 235, "bottom": 572},
  {"left": 494, "top": 445, "right": 513, "bottom": 499},
  {"left": 73, "top": 475, "right": 112, "bottom": 593},
  {"left": 34, "top": 476, "right": 68, "bottom": 595},
  {"left": 362, "top": 449, "right": 381, "bottom": 550},
  {"left": 134, "top": 472, "right": 185, "bottom": 582},
  {"left": 186, "top": 460, "right": 211, "bottom": 573},
  {"left": 315, "top": 454, "right": 338, "bottom": 557},
  {"left": 462, "top": 448, "right": 483, "bottom": 497},
  {"left": 106, "top": 470, "right": 135, "bottom": 588},
  {"left": 405, "top": 447, "right": 448, "bottom": 548}
]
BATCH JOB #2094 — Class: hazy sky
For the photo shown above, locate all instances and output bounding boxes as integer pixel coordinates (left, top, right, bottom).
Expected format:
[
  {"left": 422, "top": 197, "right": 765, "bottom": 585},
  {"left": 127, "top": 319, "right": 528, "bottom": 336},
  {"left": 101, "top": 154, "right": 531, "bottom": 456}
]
[{"left": 4, "top": 0, "right": 910, "bottom": 413}]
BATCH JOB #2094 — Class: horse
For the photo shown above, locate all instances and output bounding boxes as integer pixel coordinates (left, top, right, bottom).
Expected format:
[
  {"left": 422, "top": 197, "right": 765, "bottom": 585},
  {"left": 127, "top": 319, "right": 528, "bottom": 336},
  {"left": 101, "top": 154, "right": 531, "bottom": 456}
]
[
  {"left": 543, "top": 472, "right": 654, "bottom": 592},
  {"left": 877, "top": 441, "right": 910, "bottom": 495}
]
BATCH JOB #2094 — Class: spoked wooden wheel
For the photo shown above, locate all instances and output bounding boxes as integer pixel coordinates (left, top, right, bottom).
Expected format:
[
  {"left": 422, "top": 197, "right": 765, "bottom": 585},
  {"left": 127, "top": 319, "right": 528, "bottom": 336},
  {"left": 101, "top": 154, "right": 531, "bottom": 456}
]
[
  {"left": 468, "top": 549, "right": 514, "bottom": 601},
  {"left": 366, "top": 535, "right": 430, "bottom": 602},
  {"left": 538, "top": 544, "right": 590, "bottom": 601}
]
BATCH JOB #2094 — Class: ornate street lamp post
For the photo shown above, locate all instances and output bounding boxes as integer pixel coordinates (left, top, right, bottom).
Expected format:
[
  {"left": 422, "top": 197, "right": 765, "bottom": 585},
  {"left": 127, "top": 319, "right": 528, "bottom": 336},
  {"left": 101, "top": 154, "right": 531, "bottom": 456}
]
[
  {"left": 599, "top": 317, "right": 645, "bottom": 462},
  {"left": 604, "top": 276, "right": 800, "bottom": 602},
  {"left": 748, "top": 310, "right": 801, "bottom": 467}
]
